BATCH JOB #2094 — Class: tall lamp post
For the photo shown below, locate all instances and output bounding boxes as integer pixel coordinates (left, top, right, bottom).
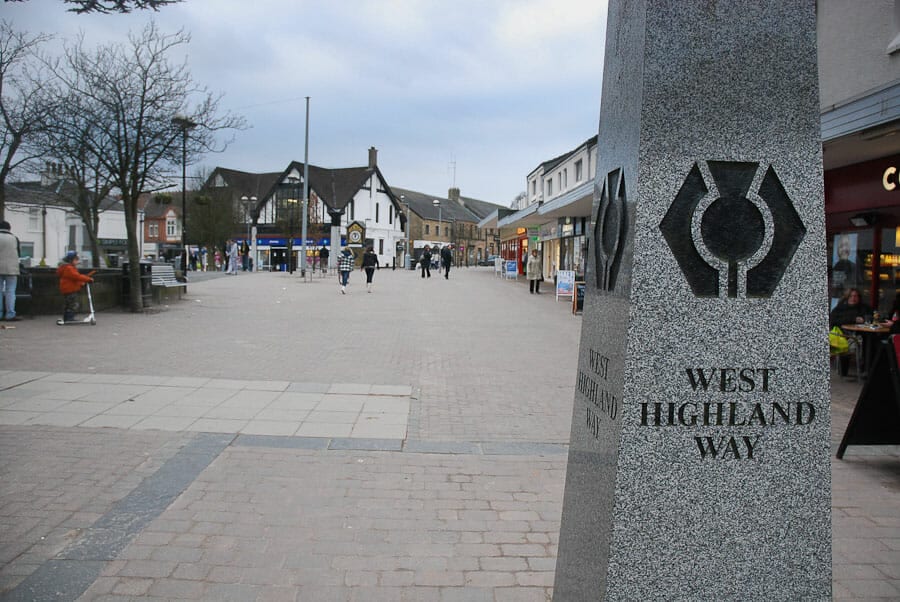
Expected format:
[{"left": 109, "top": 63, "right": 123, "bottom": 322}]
[
  {"left": 172, "top": 115, "right": 197, "bottom": 277},
  {"left": 240, "top": 195, "right": 257, "bottom": 271},
  {"left": 301, "top": 97, "right": 310, "bottom": 278},
  {"left": 401, "top": 194, "right": 410, "bottom": 269},
  {"left": 433, "top": 199, "right": 441, "bottom": 243}
]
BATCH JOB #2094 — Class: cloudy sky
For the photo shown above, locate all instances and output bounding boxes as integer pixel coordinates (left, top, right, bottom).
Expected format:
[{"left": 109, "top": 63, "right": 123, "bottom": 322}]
[{"left": 5, "top": 0, "right": 607, "bottom": 206}]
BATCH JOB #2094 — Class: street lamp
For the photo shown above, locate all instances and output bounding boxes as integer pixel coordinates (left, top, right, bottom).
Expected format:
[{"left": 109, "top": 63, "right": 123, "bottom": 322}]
[
  {"left": 433, "top": 199, "right": 441, "bottom": 242},
  {"left": 301, "top": 97, "right": 310, "bottom": 278},
  {"left": 401, "top": 194, "right": 410, "bottom": 269},
  {"left": 172, "top": 115, "right": 197, "bottom": 277},
  {"left": 240, "top": 195, "right": 257, "bottom": 271}
]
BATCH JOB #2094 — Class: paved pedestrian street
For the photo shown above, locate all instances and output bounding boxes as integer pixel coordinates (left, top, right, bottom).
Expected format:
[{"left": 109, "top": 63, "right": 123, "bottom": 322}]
[{"left": 1, "top": 268, "right": 899, "bottom": 600}]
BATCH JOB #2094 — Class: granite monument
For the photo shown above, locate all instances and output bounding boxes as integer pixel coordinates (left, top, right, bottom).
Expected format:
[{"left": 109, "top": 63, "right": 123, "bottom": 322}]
[{"left": 553, "top": 1, "right": 831, "bottom": 599}]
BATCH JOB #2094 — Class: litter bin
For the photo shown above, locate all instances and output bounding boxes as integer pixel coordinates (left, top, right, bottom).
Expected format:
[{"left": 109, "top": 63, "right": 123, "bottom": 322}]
[{"left": 121, "top": 260, "right": 152, "bottom": 307}]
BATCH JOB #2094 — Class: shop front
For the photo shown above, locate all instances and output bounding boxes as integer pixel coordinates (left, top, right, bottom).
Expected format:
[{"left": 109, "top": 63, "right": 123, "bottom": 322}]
[{"left": 825, "top": 154, "right": 900, "bottom": 313}]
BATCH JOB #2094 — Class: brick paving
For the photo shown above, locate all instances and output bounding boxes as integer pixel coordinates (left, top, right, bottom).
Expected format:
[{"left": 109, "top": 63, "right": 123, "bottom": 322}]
[{"left": 0, "top": 267, "right": 897, "bottom": 600}]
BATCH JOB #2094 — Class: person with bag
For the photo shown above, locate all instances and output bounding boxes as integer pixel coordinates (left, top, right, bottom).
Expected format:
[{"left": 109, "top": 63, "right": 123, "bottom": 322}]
[{"left": 526, "top": 248, "right": 542, "bottom": 294}]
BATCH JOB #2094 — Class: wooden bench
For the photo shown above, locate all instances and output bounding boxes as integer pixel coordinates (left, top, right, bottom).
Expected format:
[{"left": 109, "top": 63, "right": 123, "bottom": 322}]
[{"left": 150, "top": 264, "right": 186, "bottom": 302}]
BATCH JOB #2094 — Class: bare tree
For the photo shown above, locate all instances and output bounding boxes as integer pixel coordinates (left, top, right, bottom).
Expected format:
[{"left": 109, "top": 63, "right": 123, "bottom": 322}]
[
  {"left": 3, "top": 1, "right": 181, "bottom": 13},
  {"left": 0, "top": 20, "right": 55, "bottom": 221},
  {"left": 57, "top": 22, "right": 245, "bottom": 311}
]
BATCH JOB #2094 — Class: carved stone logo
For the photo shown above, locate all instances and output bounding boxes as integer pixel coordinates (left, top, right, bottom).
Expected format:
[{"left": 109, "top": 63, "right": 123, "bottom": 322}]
[
  {"left": 659, "top": 161, "right": 805, "bottom": 298},
  {"left": 593, "top": 168, "right": 628, "bottom": 291}
]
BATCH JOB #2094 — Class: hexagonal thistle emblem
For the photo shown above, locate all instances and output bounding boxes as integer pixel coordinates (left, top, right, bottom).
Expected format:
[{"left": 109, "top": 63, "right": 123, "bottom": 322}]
[{"left": 659, "top": 161, "right": 805, "bottom": 298}]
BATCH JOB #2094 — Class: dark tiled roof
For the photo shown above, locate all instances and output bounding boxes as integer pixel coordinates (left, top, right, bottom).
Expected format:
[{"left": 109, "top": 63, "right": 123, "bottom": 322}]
[
  {"left": 4, "top": 181, "right": 122, "bottom": 211},
  {"left": 391, "top": 187, "right": 505, "bottom": 224},
  {"left": 207, "top": 162, "right": 397, "bottom": 215}
]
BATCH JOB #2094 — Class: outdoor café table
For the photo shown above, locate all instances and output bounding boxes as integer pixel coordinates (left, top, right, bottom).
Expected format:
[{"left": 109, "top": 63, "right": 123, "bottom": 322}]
[{"left": 842, "top": 323, "right": 892, "bottom": 377}]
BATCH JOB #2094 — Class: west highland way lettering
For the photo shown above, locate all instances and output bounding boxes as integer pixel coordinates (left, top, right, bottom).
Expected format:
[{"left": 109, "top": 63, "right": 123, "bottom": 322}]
[{"left": 635, "top": 366, "right": 818, "bottom": 461}]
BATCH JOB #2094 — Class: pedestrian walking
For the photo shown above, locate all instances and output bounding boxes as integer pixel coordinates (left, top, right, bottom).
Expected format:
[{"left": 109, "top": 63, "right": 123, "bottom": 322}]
[
  {"left": 228, "top": 240, "right": 239, "bottom": 275},
  {"left": 319, "top": 245, "right": 330, "bottom": 275},
  {"left": 0, "top": 220, "right": 21, "bottom": 321},
  {"left": 214, "top": 248, "right": 222, "bottom": 271},
  {"left": 338, "top": 247, "right": 354, "bottom": 294},
  {"left": 361, "top": 246, "right": 379, "bottom": 293},
  {"left": 420, "top": 245, "right": 432, "bottom": 279},
  {"left": 440, "top": 245, "right": 453, "bottom": 280},
  {"left": 526, "top": 248, "right": 542, "bottom": 294},
  {"left": 56, "top": 251, "right": 94, "bottom": 322}
]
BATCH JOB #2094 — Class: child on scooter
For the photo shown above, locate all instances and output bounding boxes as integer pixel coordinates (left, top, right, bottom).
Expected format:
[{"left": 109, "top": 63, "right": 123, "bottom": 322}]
[{"left": 57, "top": 252, "right": 94, "bottom": 323}]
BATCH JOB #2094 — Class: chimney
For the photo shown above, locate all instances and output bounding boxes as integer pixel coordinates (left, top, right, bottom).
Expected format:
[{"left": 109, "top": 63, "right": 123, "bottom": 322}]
[
  {"left": 368, "top": 147, "right": 378, "bottom": 168},
  {"left": 448, "top": 187, "right": 461, "bottom": 205}
]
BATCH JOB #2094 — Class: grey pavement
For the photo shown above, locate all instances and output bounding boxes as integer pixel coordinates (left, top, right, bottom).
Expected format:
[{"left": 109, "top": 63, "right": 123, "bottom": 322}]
[{"left": 0, "top": 266, "right": 897, "bottom": 600}]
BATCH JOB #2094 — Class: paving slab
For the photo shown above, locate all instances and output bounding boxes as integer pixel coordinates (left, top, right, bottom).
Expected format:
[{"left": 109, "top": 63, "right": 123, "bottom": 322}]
[{"left": 0, "top": 269, "right": 897, "bottom": 599}]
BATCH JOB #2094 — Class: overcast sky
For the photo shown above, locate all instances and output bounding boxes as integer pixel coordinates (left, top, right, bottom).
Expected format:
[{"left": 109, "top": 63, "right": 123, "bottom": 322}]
[{"left": 5, "top": 0, "right": 607, "bottom": 206}]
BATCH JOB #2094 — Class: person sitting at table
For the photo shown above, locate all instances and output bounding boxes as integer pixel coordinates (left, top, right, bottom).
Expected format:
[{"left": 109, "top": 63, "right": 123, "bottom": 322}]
[{"left": 829, "top": 288, "right": 871, "bottom": 328}]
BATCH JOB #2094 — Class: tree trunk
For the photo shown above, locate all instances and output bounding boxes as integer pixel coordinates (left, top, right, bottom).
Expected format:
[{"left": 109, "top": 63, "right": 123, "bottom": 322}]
[{"left": 123, "top": 195, "right": 144, "bottom": 312}]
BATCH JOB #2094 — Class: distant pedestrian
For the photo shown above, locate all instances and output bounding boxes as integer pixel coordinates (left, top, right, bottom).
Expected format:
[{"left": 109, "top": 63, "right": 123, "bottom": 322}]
[
  {"left": 420, "top": 246, "right": 432, "bottom": 279},
  {"left": 0, "top": 220, "right": 20, "bottom": 321},
  {"left": 56, "top": 252, "right": 94, "bottom": 323},
  {"left": 228, "top": 240, "right": 239, "bottom": 275},
  {"left": 361, "top": 246, "right": 379, "bottom": 293},
  {"left": 527, "top": 248, "right": 542, "bottom": 294},
  {"left": 318, "top": 245, "right": 330, "bottom": 274},
  {"left": 440, "top": 245, "right": 453, "bottom": 280},
  {"left": 338, "top": 247, "right": 354, "bottom": 294},
  {"left": 201, "top": 247, "right": 208, "bottom": 271},
  {"left": 214, "top": 248, "right": 222, "bottom": 271},
  {"left": 241, "top": 240, "right": 250, "bottom": 271}
]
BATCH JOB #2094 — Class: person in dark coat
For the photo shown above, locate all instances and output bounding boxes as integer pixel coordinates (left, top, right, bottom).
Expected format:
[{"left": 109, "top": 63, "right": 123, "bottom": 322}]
[
  {"left": 440, "top": 245, "right": 453, "bottom": 280},
  {"left": 420, "top": 246, "right": 432, "bottom": 279},
  {"left": 361, "top": 246, "right": 380, "bottom": 293},
  {"left": 829, "top": 288, "right": 871, "bottom": 328},
  {"left": 318, "top": 245, "right": 330, "bottom": 274}
]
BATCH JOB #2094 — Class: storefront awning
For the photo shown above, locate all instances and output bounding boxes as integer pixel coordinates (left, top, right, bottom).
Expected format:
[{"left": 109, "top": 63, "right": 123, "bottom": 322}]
[{"left": 536, "top": 181, "right": 594, "bottom": 220}]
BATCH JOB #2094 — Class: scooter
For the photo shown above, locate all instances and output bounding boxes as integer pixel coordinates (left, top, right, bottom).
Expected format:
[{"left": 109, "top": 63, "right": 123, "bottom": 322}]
[{"left": 57, "top": 283, "right": 97, "bottom": 326}]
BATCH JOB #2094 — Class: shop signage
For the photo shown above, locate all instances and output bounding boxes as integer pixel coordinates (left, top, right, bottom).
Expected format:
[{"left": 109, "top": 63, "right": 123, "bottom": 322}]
[
  {"left": 98, "top": 238, "right": 127, "bottom": 247},
  {"left": 557, "top": 270, "right": 576, "bottom": 300},
  {"left": 884, "top": 166, "right": 900, "bottom": 191},
  {"left": 505, "top": 260, "right": 518, "bottom": 279}
]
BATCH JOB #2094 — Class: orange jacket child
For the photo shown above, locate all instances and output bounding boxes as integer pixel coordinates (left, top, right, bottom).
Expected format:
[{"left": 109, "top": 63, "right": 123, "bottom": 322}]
[{"left": 57, "top": 254, "right": 93, "bottom": 293}]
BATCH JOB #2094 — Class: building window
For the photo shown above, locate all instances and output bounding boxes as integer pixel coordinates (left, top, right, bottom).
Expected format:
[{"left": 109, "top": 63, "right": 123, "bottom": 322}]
[
  {"left": 349, "top": 200, "right": 355, "bottom": 221},
  {"left": 166, "top": 218, "right": 176, "bottom": 237},
  {"left": 149, "top": 224, "right": 159, "bottom": 239},
  {"left": 575, "top": 159, "right": 583, "bottom": 182},
  {"left": 20, "top": 241, "right": 34, "bottom": 260},
  {"left": 389, "top": 206, "right": 393, "bottom": 224},
  {"left": 532, "top": 180, "right": 537, "bottom": 196},
  {"left": 376, "top": 203, "right": 380, "bottom": 223},
  {"left": 379, "top": 239, "right": 384, "bottom": 254},
  {"left": 425, "top": 224, "right": 430, "bottom": 235},
  {"left": 436, "top": 225, "right": 440, "bottom": 236},
  {"left": 28, "top": 207, "right": 41, "bottom": 232},
  {"left": 563, "top": 168, "right": 568, "bottom": 189},
  {"left": 547, "top": 180, "right": 553, "bottom": 196}
]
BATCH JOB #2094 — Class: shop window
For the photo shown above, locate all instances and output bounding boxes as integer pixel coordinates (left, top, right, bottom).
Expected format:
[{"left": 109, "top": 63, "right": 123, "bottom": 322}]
[
  {"left": 828, "top": 230, "right": 873, "bottom": 309},
  {"left": 881, "top": 227, "right": 900, "bottom": 315}
]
